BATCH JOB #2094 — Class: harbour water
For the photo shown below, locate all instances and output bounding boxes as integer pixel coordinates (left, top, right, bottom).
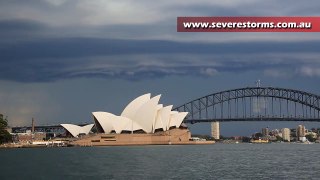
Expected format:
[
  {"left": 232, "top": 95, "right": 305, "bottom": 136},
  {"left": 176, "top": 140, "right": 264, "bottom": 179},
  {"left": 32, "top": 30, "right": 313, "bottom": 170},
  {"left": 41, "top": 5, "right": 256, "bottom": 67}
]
[{"left": 1, "top": 144, "right": 319, "bottom": 179}]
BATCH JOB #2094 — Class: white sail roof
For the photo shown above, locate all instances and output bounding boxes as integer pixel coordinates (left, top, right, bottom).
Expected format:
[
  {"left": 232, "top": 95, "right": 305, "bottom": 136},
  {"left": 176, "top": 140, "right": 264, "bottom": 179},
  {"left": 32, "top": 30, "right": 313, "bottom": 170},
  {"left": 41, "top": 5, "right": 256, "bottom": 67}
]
[
  {"left": 132, "top": 95, "right": 161, "bottom": 133},
  {"left": 152, "top": 104, "right": 163, "bottom": 132},
  {"left": 61, "top": 124, "right": 94, "bottom": 138},
  {"left": 169, "top": 111, "right": 179, "bottom": 128},
  {"left": 122, "top": 119, "right": 144, "bottom": 132},
  {"left": 172, "top": 112, "right": 188, "bottom": 128},
  {"left": 91, "top": 93, "right": 188, "bottom": 134},
  {"left": 160, "top": 105, "right": 173, "bottom": 131},
  {"left": 92, "top": 112, "right": 116, "bottom": 134},
  {"left": 121, "top": 93, "right": 151, "bottom": 119},
  {"left": 110, "top": 116, "right": 131, "bottom": 134},
  {"left": 153, "top": 104, "right": 164, "bottom": 132}
]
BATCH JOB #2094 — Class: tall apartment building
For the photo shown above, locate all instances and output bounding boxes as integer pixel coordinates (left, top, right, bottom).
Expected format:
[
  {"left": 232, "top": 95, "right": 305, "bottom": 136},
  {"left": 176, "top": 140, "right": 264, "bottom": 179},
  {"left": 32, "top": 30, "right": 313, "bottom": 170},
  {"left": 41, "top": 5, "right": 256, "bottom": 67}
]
[
  {"left": 296, "top": 125, "right": 306, "bottom": 141},
  {"left": 211, "top": 122, "right": 220, "bottom": 140},
  {"left": 281, "top": 128, "right": 291, "bottom": 142},
  {"left": 262, "top": 127, "right": 269, "bottom": 137}
]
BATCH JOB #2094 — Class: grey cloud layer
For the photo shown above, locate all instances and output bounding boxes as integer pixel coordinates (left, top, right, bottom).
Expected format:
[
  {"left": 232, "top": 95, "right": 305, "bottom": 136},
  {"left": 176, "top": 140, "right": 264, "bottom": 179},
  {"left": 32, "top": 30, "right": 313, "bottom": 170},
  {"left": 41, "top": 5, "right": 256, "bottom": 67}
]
[
  {"left": 1, "top": 36, "right": 320, "bottom": 82},
  {"left": 0, "top": 1, "right": 320, "bottom": 82}
]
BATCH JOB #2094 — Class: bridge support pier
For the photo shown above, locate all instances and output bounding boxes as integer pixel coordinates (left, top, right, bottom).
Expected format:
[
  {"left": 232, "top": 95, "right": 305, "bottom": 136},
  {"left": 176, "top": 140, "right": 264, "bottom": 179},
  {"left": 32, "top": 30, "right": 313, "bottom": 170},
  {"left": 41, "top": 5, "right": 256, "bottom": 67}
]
[{"left": 211, "top": 122, "right": 220, "bottom": 140}]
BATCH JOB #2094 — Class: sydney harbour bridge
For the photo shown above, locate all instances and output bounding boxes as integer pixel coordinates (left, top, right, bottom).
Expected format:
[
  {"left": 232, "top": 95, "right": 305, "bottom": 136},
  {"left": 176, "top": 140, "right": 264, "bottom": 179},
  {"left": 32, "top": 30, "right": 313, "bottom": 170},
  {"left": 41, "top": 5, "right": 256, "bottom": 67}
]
[
  {"left": 173, "top": 86, "right": 320, "bottom": 124},
  {"left": 12, "top": 86, "right": 320, "bottom": 136}
]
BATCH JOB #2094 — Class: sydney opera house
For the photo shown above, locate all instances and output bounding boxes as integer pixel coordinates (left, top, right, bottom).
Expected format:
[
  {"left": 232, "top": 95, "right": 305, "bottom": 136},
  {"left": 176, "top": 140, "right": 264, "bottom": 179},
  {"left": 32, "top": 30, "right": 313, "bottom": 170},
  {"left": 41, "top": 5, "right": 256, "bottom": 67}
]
[
  {"left": 92, "top": 93, "right": 188, "bottom": 134},
  {"left": 62, "top": 93, "right": 212, "bottom": 146}
]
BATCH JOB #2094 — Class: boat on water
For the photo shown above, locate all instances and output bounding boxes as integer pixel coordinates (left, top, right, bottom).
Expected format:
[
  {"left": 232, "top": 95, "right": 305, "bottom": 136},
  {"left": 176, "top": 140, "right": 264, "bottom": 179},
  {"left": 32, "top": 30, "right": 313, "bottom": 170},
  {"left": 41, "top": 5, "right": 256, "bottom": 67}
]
[{"left": 250, "top": 139, "right": 269, "bottom": 144}]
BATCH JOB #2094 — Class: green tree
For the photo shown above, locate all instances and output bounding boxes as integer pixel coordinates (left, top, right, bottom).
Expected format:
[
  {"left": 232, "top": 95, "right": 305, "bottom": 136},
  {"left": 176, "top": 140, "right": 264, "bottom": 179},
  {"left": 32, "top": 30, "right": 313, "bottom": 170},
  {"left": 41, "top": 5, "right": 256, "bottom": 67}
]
[
  {"left": 253, "top": 132, "right": 263, "bottom": 140},
  {"left": 306, "top": 134, "right": 316, "bottom": 142},
  {"left": 276, "top": 135, "right": 283, "bottom": 142},
  {"left": 0, "top": 114, "right": 12, "bottom": 144}
]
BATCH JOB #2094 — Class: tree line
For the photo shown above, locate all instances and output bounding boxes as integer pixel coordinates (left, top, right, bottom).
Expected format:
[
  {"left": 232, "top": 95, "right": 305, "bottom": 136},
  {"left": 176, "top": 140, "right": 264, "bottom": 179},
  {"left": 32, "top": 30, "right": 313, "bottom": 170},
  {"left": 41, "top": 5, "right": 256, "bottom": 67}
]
[{"left": 0, "top": 114, "right": 12, "bottom": 144}]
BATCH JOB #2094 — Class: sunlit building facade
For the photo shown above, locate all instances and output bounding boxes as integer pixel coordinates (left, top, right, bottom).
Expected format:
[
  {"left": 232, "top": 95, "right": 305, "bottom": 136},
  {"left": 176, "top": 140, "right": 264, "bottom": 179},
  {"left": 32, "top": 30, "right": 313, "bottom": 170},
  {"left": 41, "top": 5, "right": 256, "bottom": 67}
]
[
  {"left": 296, "top": 125, "right": 306, "bottom": 141},
  {"left": 211, "top": 122, "right": 220, "bottom": 140},
  {"left": 262, "top": 127, "right": 269, "bottom": 137},
  {"left": 281, "top": 128, "right": 291, "bottom": 142}
]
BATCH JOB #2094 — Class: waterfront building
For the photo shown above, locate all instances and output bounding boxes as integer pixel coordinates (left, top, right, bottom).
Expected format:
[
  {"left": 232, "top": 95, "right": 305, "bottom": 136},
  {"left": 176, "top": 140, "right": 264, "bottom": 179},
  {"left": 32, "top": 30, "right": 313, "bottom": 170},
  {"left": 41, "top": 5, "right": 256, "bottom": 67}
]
[
  {"left": 92, "top": 93, "right": 188, "bottom": 134},
  {"left": 211, "top": 122, "right": 220, "bottom": 140},
  {"left": 71, "top": 94, "right": 211, "bottom": 146},
  {"left": 270, "top": 129, "right": 280, "bottom": 136},
  {"left": 262, "top": 127, "right": 269, "bottom": 137},
  {"left": 12, "top": 132, "right": 46, "bottom": 143},
  {"left": 296, "top": 125, "right": 306, "bottom": 141},
  {"left": 281, "top": 128, "right": 291, "bottom": 142}
]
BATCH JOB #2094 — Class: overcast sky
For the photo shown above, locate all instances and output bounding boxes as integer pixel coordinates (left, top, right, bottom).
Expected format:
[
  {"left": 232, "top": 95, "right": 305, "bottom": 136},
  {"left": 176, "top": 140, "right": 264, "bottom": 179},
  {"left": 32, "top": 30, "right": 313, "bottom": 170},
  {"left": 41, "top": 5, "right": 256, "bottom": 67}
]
[{"left": 1, "top": 0, "right": 320, "bottom": 136}]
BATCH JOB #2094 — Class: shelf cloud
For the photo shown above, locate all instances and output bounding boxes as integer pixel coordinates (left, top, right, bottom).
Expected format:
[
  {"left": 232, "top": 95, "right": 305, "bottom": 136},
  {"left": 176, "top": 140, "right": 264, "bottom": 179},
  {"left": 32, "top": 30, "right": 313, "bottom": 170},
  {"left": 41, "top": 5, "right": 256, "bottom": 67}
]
[{"left": 0, "top": 0, "right": 319, "bottom": 82}]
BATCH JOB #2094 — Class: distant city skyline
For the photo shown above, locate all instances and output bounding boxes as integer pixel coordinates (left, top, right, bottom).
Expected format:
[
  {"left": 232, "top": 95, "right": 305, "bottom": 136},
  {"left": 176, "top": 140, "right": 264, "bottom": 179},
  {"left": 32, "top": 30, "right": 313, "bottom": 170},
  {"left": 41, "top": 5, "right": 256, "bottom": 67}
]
[{"left": 0, "top": 0, "right": 320, "bottom": 136}]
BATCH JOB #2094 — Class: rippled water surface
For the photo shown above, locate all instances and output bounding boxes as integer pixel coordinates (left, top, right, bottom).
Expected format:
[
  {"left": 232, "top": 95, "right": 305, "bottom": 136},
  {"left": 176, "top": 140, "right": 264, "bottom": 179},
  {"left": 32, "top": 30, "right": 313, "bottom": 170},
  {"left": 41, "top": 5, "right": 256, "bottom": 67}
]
[{"left": 1, "top": 144, "right": 320, "bottom": 179}]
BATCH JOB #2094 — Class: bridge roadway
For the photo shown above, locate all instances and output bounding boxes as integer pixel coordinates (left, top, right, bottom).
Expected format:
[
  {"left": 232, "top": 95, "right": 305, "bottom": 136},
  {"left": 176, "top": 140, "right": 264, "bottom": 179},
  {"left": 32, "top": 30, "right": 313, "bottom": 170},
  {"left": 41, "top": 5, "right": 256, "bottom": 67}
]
[
  {"left": 11, "top": 123, "right": 90, "bottom": 133},
  {"left": 184, "top": 117, "right": 320, "bottom": 124}
]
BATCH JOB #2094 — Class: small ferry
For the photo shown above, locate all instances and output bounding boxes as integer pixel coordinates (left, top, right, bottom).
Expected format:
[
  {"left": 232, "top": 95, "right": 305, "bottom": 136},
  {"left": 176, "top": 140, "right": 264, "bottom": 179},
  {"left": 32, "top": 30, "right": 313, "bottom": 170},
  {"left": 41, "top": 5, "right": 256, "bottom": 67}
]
[{"left": 250, "top": 139, "right": 269, "bottom": 143}]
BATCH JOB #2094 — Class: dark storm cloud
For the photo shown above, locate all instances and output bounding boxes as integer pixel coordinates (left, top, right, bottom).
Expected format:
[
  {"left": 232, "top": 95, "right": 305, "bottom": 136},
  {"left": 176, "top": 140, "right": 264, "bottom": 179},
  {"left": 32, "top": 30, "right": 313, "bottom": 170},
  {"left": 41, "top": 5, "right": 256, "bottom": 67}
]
[
  {"left": 0, "top": 19, "right": 48, "bottom": 42},
  {"left": 0, "top": 36, "right": 319, "bottom": 82},
  {"left": 0, "top": 1, "right": 320, "bottom": 82},
  {"left": 0, "top": 19, "right": 44, "bottom": 31},
  {"left": 1, "top": 37, "right": 319, "bottom": 59}
]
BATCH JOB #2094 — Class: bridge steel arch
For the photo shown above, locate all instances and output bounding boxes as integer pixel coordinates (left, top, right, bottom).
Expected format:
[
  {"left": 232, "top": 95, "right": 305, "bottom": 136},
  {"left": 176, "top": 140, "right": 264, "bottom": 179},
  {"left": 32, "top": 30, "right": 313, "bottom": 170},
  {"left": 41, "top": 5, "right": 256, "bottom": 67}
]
[{"left": 173, "top": 87, "right": 320, "bottom": 123}]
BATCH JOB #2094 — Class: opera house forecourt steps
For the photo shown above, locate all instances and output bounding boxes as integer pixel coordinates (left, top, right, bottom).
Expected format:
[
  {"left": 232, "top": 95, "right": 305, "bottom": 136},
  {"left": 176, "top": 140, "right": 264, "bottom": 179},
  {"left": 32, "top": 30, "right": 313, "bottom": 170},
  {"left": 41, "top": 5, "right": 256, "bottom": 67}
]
[{"left": 62, "top": 93, "right": 214, "bottom": 146}]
